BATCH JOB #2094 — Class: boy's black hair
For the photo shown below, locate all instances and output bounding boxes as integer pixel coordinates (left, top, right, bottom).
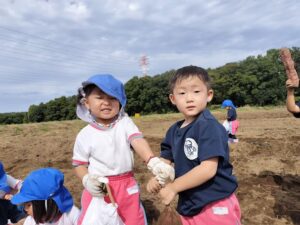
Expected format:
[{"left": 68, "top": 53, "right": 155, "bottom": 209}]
[
  {"left": 31, "top": 199, "right": 62, "bottom": 223},
  {"left": 169, "top": 65, "right": 212, "bottom": 93}
]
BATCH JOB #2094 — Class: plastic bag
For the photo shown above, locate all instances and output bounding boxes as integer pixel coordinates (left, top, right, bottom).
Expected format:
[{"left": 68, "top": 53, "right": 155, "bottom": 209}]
[
  {"left": 81, "top": 184, "right": 124, "bottom": 225},
  {"left": 222, "top": 120, "right": 230, "bottom": 133}
]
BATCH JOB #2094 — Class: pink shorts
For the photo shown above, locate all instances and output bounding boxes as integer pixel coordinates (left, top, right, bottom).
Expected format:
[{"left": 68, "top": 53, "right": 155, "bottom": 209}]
[
  {"left": 78, "top": 172, "right": 147, "bottom": 225},
  {"left": 230, "top": 120, "right": 239, "bottom": 135},
  {"left": 180, "top": 194, "right": 241, "bottom": 225}
]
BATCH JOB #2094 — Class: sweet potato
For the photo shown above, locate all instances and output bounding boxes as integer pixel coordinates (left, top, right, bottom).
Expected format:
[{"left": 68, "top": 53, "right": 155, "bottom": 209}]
[
  {"left": 280, "top": 48, "right": 299, "bottom": 87},
  {"left": 155, "top": 206, "right": 181, "bottom": 225}
]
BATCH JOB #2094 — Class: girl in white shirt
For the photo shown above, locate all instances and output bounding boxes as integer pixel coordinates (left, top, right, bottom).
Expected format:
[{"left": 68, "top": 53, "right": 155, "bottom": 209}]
[{"left": 73, "top": 74, "right": 174, "bottom": 225}]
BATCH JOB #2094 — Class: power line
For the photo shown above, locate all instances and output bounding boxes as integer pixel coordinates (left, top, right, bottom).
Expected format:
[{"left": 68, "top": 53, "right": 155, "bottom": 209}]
[{"left": 0, "top": 25, "right": 137, "bottom": 66}]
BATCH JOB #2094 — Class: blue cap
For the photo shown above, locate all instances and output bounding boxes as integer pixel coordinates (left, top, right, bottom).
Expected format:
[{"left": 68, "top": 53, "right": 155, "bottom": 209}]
[
  {"left": 83, "top": 74, "right": 126, "bottom": 107},
  {"left": 0, "top": 161, "right": 10, "bottom": 193},
  {"left": 11, "top": 168, "right": 73, "bottom": 213},
  {"left": 77, "top": 74, "right": 127, "bottom": 123},
  {"left": 221, "top": 99, "right": 236, "bottom": 109}
]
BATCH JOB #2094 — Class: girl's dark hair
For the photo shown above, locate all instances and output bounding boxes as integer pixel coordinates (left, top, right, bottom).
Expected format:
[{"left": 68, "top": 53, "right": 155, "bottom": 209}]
[
  {"left": 31, "top": 199, "right": 62, "bottom": 223},
  {"left": 76, "top": 84, "right": 98, "bottom": 105},
  {"left": 168, "top": 65, "right": 212, "bottom": 93}
]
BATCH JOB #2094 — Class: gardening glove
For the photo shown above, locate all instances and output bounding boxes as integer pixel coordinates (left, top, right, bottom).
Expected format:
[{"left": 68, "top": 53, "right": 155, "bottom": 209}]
[
  {"left": 82, "top": 174, "right": 108, "bottom": 197},
  {"left": 147, "top": 157, "right": 175, "bottom": 185}
]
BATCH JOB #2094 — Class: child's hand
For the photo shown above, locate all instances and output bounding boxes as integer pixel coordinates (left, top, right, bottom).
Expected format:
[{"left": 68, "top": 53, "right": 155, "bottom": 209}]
[
  {"left": 82, "top": 174, "right": 108, "bottom": 197},
  {"left": 146, "top": 177, "right": 161, "bottom": 193},
  {"left": 147, "top": 157, "right": 175, "bottom": 185},
  {"left": 159, "top": 183, "right": 177, "bottom": 206},
  {"left": 4, "top": 193, "right": 13, "bottom": 200},
  {"left": 286, "top": 79, "right": 299, "bottom": 89}
]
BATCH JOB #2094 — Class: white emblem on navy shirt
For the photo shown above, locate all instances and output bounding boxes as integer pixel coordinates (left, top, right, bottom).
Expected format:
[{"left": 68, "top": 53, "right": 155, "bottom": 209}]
[{"left": 184, "top": 138, "right": 198, "bottom": 160}]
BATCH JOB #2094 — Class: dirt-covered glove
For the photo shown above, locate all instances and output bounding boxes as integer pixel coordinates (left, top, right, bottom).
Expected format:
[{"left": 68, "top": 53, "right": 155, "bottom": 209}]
[
  {"left": 82, "top": 174, "right": 108, "bottom": 197},
  {"left": 147, "top": 157, "right": 175, "bottom": 185},
  {"left": 280, "top": 48, "right": 299, "bottom": 88}
]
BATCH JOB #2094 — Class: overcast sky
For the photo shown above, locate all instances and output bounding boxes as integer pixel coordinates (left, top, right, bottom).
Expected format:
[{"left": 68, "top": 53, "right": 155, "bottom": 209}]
[{"left": 0, "top": 0, "right": 299, "bottom": 113}]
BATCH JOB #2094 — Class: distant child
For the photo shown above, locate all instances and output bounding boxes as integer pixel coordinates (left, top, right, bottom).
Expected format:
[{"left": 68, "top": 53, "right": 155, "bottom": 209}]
[
  {"left": 221, "top": 99, "right": 239, "bottom": 143},
  {"left": 73, "top": 74, "right": 174, "bottom": 225},
  {"left": 11, "top": 168, "right": 80, "bottom": 225},
  {"left": 147, "top": 66, "right": 241, "bottom": 225},
  {"left": 286, "top": 79, "right": 300, "bottom": 118},
  {"left": 0, "top": 161, "right": 26, "bottom": 225}
]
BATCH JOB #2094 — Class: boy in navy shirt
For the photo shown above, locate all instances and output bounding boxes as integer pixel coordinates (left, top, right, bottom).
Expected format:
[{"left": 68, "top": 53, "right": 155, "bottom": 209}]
[{"left": 147, "top": 65, "right": 241, "bottom": 225}]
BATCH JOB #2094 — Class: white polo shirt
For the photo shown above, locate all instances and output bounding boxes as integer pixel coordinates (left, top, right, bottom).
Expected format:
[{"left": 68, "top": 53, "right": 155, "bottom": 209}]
[{"left": 72, "top": 115, "right": 143, "bottom": 176}]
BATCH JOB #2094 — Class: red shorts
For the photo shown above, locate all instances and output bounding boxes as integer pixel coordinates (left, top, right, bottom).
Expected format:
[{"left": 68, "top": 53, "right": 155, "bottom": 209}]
[
  {"left": 180, "top": 194, "right": 241, "bottom": 225},
  {"left": 78, "top": 172, "right": 147, "bottom": 225}
]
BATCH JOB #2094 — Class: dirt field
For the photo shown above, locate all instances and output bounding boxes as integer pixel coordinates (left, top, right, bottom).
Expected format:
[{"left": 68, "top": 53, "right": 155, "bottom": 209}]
[{"left": 1, "top": 106, "right": 299, "bottom": 225}]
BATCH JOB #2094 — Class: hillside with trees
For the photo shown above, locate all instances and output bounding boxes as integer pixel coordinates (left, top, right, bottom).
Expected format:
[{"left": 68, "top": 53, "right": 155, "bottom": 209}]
[{"left": 1, "top": 47, "right": 299, "bottom": 124}]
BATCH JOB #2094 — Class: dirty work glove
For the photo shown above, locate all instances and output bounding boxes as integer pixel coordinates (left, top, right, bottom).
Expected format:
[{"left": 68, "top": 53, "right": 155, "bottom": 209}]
[
  {"left": 147, "top": 157, "right": 175, "bottom": 185},
  {"left": 82, "top": 174, "right": 108, "bottom": 197}
]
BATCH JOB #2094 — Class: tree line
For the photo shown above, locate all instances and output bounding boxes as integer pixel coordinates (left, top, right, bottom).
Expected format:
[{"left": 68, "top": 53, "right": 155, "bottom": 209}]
[{"left": 1, "top": 47, "right": 299, "bottom": 124}]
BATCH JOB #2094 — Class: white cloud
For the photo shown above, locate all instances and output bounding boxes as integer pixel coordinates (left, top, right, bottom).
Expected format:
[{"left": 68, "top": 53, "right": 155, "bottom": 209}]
[
  {"left": 0, "top": 0, "right": 300, "bottom": 112},
  {"left": 64, "top": 1, "right": 90, "bottom": 22}
]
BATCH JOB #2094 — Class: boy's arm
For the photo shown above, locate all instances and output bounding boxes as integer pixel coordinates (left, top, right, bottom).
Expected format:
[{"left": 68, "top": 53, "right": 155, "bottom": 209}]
[
  {"left": 159, "top": 157, "right": 218, "bottom": 205},
  {"left": 286, "top": 82, "right": 300, "bottom": 114},
  {"left": 169, "top": 157, "right": 218, "bottom": 192}
]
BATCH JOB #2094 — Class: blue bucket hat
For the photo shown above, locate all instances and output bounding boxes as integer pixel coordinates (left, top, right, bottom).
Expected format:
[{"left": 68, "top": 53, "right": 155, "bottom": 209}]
[
  {"left": 221, "top": 99, "right": 236, "bottom": 109},
  {"left": 0, "top": 161, "right": 10, "bottom": 193},
  {"left": 11, "top": 168, "right": 73, "bottom": 213},
  {"left": 76, "top": 74, "right": 127, "bottom": 123}
]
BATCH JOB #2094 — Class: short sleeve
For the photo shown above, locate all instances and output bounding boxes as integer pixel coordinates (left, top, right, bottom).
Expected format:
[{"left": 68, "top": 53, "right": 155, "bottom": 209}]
[
  {"left": 124, "top": 117, "right": 143, "bottom": 143},
  {"left": 197, "top": 121, "right": 227, "bottom": 161},
  {"left": 160, "top": 129, "right": 174, "bottom": 162},
  {"left": 72, "top": 133, "right": 90, "bottom": 166}
]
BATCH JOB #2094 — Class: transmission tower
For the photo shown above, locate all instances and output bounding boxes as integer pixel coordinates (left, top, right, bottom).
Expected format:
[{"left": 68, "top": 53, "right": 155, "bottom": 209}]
[{"left": 139, "top": 55, "right": 149, "bottom": 76}]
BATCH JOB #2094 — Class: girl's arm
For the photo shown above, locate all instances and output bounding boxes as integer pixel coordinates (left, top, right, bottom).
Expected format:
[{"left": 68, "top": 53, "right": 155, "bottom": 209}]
[
  {"left": 74, "top": 165, "right": 88, "bottom": 181},
  {"left": 131, "top": 138, "right": 174, "bottom": 184},
  {"left": 130, "top": 138, "right": 155, "bottom": 162}
]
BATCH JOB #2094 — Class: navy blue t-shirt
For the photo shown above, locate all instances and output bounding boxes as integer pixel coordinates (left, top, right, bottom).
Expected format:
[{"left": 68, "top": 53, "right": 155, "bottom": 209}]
[
  {"left": 227, "top": 107, "right": 237, "bottom": 121},
  {"left": 160, "top": 109, "right": 238, "bottom": 216},
  {"left": 294, "top": 102, "right": 300, "bottom": 118}
]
